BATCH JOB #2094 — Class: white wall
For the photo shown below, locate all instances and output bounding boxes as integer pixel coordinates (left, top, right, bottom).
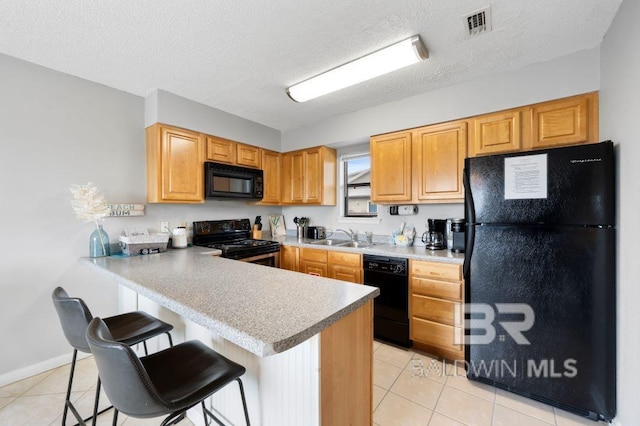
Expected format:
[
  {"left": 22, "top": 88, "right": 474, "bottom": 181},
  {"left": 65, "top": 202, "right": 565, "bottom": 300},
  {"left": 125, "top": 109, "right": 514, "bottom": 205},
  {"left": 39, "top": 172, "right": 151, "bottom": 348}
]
[
  {"left": 0, "top": 54, "right": 280, "bottom": 382},
  {"left": 282, "top": 47, "right": 601, "bottom": 151},
  {"left": 600, "top": 0, "right": 640, "bottom": 422},
  {"left": 146, "top": 89, "right": 281, "bottom": 151}
]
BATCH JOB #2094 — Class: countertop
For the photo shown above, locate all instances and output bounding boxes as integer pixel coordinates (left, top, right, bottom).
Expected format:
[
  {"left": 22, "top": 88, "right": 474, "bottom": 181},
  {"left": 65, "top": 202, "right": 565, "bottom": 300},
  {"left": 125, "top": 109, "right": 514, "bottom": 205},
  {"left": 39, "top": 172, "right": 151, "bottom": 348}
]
[
  {"left": 268, "top": 236, "right": 465, "bottom": 264},
  {"left": 82, "top": 246, "right": 379, "bottom": 357}
]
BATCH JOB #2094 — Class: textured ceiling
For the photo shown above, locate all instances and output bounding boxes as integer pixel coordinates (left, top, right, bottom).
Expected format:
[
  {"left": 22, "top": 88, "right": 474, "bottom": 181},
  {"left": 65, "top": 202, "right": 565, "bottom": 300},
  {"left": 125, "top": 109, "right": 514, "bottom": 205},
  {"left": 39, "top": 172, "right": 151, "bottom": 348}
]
[{"left": 0, "top": 0, "right": 622, "bottom": 131}]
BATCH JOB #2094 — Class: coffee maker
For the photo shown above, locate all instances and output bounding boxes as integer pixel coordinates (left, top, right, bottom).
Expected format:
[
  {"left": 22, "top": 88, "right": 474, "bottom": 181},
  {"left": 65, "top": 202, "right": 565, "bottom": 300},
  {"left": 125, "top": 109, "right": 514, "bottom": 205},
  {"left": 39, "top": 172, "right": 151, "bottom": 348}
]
[
  {"left": 450, "top": 219, "right": 465, "bottom": 253},
  {"left": 422, "top": 219, "right": 447, "bottom": 250}
]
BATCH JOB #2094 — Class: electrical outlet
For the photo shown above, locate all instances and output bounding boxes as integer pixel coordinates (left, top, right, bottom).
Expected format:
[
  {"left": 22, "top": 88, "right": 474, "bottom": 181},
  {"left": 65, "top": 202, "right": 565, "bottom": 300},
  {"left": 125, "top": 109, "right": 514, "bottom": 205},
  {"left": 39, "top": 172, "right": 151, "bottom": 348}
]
[{"left": 160, "top": 221, "right": 170, "bottom": 233}]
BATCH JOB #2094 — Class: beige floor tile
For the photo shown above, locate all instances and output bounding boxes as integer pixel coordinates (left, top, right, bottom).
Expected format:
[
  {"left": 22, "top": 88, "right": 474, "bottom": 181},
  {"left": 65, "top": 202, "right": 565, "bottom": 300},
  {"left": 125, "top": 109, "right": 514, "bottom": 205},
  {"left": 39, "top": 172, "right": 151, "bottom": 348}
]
[
  {"left": 494, "top": 389, "right": 555, "bottom": 424},
  {"left": 374, "top": 392, "right": 432, "bottom": 426},
  {"left": 406, "top": 353, "right": 453, "bottom": 384},
  {"left": 554, "top": 407, "right": 609, "bottom": 426},
  {"left": 0, "top": 369, "right": 54, "bottom": 397},
  {"left": 374, "top": 385, "right": 387, "bottom": 410},
  {"left": 390, "top": 370, "right": 444, "bottom": 410},
  {"left": 49, "top": 387, "right": 113, "bottom": 426},
  {"left": 374, "top": 340, "right": 383, "bottom": 352},
  {"left": 493, "top": 404, "right": 554, "bottom": 425},
  {"left": 429, "top": 412, "right": 467, "bottom": 426},
  {"left": 446, "top": 366, "right": 495, "bottom": 402},
  {"left": 375, "top": 344, "right": 414, "bottom": 369},
  {"left": 374, "top": 359, "right": 403, "bottom": 390},
  {"left": 0, "top": 392, "right": 70, "bottom": 425},
  {"left": 0, "top": 397, "right": 15, "bottom": 411},
  {"left": 435, "top": 386, "right": 493, "bottom": 426},
  {"left": 24, "top": 358, "right": 98, "bottom": 396}
]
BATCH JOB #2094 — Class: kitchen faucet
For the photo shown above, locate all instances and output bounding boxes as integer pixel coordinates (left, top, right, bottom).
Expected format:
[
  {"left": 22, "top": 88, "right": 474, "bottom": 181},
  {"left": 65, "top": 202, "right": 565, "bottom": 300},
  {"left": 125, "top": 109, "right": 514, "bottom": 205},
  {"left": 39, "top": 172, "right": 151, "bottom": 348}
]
[{"left": 336, "top": 228, "right": 357, "bottom": 241}]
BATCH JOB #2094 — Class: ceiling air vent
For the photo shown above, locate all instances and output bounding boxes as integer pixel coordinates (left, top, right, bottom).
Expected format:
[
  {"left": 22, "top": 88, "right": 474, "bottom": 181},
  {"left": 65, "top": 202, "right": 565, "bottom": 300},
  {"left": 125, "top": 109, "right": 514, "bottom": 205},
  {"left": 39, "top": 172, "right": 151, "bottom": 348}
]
[{"left": 464, "top": 7, "right": 492, "bottom": 37}]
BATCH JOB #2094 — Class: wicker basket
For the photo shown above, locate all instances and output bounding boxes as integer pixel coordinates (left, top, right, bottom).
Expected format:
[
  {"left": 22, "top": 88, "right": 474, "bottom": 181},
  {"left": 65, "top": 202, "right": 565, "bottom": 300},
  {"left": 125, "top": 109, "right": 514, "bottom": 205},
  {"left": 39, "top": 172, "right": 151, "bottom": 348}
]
[{"left": 119, "top": 234, "right": 170, "bottom": 256}]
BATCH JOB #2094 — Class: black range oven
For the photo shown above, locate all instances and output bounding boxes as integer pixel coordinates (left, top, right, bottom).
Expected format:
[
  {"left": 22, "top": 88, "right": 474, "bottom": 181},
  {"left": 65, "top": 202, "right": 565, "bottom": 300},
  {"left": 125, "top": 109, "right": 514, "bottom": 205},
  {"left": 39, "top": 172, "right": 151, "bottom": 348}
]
[{"left": 193, "top": 219, "right": 280, "bottom": 267}]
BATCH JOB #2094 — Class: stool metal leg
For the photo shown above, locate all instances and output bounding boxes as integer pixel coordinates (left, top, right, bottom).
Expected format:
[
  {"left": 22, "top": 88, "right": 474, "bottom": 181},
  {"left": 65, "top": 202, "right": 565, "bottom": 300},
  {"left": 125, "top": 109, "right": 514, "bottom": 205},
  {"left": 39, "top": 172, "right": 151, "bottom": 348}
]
[
  {"left": 62, "top": 349, "right": 78, "bottom": 425},
  {"left": 237, "top": 378, "right": 251, "bottom": 426}
]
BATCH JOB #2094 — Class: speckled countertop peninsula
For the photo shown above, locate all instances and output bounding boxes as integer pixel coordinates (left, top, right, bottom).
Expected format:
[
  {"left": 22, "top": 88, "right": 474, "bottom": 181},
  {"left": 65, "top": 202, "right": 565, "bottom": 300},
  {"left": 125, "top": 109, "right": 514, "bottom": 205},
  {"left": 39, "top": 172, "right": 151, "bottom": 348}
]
[
  {"left": 270, "top": 236, "right": 465, "bottom": 264},
  {"left": 83, "top": 246, "right": 379, "bottom": 357}
]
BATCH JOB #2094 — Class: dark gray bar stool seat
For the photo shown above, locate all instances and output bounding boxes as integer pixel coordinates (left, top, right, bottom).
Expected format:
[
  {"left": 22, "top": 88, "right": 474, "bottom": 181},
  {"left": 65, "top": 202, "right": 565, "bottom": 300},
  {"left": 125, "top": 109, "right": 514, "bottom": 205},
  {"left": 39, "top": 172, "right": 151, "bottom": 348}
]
[
  {"left": 87, "top": 317, "right": 250, "bottom": 426},
  {"left": 52, "top": 286, "right": 174, "bottom": 426}
]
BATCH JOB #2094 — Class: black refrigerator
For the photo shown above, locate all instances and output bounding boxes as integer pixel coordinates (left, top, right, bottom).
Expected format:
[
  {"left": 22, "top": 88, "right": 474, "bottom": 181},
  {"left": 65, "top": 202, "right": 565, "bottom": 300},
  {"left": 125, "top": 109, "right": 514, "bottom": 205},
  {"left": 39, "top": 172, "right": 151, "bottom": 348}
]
[{"left": 463, "top": 141, "right": 616, "bottom": 422}]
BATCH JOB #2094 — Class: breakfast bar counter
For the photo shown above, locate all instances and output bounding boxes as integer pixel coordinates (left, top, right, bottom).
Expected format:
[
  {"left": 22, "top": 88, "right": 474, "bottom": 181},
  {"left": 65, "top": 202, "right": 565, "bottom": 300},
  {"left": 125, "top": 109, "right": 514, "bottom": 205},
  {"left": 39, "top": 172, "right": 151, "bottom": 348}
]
[{"left": 83, "top": 247, "right": 378, "bottom": 425}]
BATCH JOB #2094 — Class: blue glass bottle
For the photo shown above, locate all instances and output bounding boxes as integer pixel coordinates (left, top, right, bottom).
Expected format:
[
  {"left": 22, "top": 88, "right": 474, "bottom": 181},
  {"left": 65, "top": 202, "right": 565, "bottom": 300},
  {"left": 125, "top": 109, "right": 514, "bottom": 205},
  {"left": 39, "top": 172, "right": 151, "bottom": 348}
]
[{"left": 90, "top": 224, "right": 110, "bottom": 257}]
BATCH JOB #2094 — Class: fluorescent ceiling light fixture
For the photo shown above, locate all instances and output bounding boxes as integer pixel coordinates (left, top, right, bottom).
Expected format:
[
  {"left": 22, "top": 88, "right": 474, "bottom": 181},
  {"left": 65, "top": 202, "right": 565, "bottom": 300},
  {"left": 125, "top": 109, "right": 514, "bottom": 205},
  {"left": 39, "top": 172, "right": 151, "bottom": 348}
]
[{"left": 287, "top": 35, "right": 428, "bottom": 103}]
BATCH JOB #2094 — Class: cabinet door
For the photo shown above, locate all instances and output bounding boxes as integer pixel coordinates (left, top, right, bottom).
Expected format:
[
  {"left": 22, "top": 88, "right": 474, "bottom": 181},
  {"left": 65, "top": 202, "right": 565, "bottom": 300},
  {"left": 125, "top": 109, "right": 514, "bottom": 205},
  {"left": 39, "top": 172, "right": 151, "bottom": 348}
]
[
  {"left": 370, "top": 131, "right": 412, "bottom": 202},
  {"left": 282, "top": 151, "right": 305, "bottom": 203},
  {"left": 260, "top": 149, "right": 281, "bottom": 204},
  {"left": 328, "top": 251, "right": 362, "bottom": 283},
  {"left": 237, "top": 143, "right": 261, "bottom": 168},
  {"left": 146, "top": 124, "right": 204, "bottom": 203},
  {"left": 530, "top": 95, "right": 591, "bottom": 149},
  {"left": 280, "top": 245, "right": 299, "bottom": 271},
  {"left": 304, "top": 147, "right": 322, "bottom": 203},
  {"left": 415, "top": 121, "right": 466, "bottom": 202},
  {"left": 206, "top": 136, "right": 236, "bottom": 164},
  {"left": 329, "top": 265, "right": 362, "bottom": 284},
  {"left": 301, "top": 261, "right": 328, "bottom": 277},
  {"left": 470, "top": 110, "right": 522, "bottom": 157}
]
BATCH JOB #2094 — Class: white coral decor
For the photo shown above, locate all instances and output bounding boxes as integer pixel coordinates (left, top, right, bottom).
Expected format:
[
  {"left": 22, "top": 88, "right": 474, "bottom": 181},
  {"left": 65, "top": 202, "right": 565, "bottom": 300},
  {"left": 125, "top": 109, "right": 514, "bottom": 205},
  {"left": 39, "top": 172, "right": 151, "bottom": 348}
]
[{"left": 69, "top": 182, "right": 110, "bottom": 223}]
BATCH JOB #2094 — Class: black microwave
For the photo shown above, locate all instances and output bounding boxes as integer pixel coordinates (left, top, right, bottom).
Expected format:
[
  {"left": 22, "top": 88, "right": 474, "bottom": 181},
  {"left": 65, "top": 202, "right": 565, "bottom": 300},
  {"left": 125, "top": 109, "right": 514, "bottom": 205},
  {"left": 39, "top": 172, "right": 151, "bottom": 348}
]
[{"left": 204, "top": 162, "right": 264, "bottom": 200}]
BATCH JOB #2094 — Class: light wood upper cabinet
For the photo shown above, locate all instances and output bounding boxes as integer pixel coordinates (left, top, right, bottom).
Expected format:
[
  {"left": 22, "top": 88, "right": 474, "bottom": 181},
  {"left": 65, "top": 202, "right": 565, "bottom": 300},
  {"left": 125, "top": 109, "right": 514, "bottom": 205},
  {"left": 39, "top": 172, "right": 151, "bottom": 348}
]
[
  {"left": 282, "top": 146, "right": 336, "bottom": 205},
  {"left": 146, "top": 124, "right": 204, "bottom": 203},
  {"left": 206, "top": 136, "right": 236, "bottom": 164},
  {"left": 414, "top": 121, "right": 467, "bottom": 202},
  {"left": 370, "top": 130, "right": 413, "bottom": 203},
  {"left": 259, "top": 149, "right": 281, "bottom": 204},
  {"left": 237, "top": 143, "right": 261, "bottom": 168},
  {"left": 282, "top": 151, "right": 305, "bottom": 203},
  {"left": 469, "top": 110, "right": 523, "bottom": 157},
  {"left": 527, "top": 93, "right": 598, "bottom": 150}
]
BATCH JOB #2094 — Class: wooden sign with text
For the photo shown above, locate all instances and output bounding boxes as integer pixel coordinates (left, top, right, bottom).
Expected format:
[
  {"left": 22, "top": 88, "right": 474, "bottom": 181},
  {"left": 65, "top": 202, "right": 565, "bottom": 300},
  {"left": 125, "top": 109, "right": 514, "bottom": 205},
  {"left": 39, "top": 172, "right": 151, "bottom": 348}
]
[{"left": 108, "top": 204, "right": 145, "bottom": 217}]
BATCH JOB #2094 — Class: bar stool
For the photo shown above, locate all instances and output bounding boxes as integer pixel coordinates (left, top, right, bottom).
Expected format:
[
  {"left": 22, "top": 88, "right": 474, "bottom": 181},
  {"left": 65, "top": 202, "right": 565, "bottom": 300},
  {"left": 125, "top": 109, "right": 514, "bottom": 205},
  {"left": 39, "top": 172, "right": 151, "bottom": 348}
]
[
  {"left": 86, "top": 317, "right": 250, "bottom": 426},
  {"left": 52, "top": 286, "right": 174, "bottom": 426}
]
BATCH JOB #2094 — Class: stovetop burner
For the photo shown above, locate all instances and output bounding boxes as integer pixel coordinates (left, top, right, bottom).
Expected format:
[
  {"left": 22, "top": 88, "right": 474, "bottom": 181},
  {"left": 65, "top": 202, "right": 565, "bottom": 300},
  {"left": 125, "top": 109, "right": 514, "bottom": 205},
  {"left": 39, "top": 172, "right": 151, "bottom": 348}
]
[{"left": 193, "top": 219, "right": 280, "bottom": 260}]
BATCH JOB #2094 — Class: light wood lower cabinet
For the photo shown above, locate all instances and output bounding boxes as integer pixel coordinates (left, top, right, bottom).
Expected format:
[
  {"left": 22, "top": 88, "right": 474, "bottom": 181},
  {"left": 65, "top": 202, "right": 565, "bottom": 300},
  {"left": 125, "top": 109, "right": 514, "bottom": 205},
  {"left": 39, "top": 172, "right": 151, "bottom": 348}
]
[
  {"left": 295, "top": 247, "right": 362, "bottom": 284},
  {"left": 410, "top": 260, "right": 464, "bottom": 361},
  {"left": 328, "top": 251, "right": 362, "bottom": 284},
  {"left": 280, "top": 245, "right": 299, "bottom": 271}
]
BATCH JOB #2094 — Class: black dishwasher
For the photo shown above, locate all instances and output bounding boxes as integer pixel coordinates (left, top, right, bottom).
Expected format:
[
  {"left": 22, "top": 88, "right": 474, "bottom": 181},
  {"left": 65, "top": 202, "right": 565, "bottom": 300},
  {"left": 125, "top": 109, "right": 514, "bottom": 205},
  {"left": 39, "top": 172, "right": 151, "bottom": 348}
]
[{"left": 363, "top": 255, "right": 411, "bottom": 348}]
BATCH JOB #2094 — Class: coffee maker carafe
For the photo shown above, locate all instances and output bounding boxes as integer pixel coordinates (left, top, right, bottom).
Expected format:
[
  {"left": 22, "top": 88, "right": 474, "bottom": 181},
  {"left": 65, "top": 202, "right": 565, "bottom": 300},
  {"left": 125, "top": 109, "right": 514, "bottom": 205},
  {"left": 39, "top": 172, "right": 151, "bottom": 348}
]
[{"left": 422, "top": 219, "right": 447, "bottom": 250}]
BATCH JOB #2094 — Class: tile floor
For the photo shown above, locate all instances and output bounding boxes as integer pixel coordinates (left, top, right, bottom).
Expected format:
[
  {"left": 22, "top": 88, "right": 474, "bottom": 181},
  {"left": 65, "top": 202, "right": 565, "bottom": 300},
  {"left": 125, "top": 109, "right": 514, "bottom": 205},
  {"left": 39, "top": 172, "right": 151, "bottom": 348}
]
[{"left": 0, "top": 341, "right": 609, "bottom": 425}]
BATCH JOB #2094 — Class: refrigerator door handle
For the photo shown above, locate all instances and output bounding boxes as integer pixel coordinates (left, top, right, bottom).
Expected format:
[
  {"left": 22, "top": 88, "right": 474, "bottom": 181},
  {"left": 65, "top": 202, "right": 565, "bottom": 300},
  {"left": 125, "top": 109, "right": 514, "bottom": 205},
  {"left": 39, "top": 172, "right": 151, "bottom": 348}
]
[
  {"left": 463, "top": 166, "right": 475, "bottom": 224},
  {"left": 463, "top": 224, "right": 474, "bottom": 281},
  {"left": 463, "top": 166, "right": 475, "bottom": 282}
]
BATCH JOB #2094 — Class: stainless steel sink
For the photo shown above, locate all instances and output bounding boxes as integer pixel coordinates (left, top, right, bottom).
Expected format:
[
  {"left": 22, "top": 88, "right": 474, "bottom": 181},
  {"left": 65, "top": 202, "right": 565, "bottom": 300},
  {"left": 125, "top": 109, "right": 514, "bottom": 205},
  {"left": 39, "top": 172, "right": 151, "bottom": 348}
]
[
  {"left": 335, "top": 241, "right": 378, "bottom": 248},
  {"left": 309, "top": 239, "right": 345, "bottom": 246}
]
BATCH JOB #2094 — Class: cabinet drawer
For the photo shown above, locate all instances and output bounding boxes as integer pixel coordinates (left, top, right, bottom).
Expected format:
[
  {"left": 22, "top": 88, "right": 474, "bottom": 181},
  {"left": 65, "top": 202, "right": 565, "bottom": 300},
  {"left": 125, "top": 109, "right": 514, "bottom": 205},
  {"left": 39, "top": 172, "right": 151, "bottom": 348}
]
[
  {"left": 300, "top": 248, "right": 328, "bottom": 263},
  {"left": 411, "top": 277, "right": 462, "bottom": 301},
  {"left": 328, "top": 251, "right": 361, "bottom": 267},
  {"left": 411, "top": 317, "right": 462, "bottom": 352},
  {"left": 410, "top": 260, "right": 462, "bottom": 282},
  {"left": 412, "top": 295, "right": 462, "bottom": 326}
]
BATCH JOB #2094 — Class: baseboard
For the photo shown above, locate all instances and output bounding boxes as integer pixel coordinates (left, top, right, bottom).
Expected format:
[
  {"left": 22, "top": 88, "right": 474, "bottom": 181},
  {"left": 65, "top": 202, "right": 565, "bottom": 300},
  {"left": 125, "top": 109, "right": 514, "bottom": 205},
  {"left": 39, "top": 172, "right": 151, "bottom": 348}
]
[{"left": 0, "top": 351, "right": 91, "bottom": 388}]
